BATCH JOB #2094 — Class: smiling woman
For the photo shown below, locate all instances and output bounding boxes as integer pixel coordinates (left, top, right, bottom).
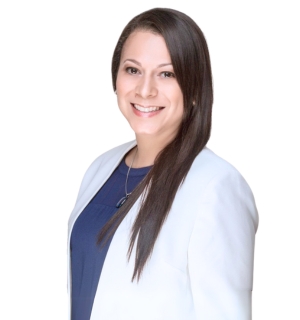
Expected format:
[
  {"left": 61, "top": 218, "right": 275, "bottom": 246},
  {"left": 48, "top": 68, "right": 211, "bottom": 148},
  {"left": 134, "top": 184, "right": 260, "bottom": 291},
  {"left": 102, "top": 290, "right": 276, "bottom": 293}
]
[
  {"left": 68, "top": 7, "right": 258, "bottom": 320},
  {"left": 116, "top": 31, "right": 184, "bottom": 148}
]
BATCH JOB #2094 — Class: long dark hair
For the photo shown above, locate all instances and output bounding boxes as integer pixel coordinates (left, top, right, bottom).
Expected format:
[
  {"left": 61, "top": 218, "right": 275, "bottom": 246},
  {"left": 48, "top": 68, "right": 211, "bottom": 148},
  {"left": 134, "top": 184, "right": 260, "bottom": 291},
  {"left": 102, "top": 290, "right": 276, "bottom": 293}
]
[{"left": 98, "top": 8, "right": 213, "bottom": 281}]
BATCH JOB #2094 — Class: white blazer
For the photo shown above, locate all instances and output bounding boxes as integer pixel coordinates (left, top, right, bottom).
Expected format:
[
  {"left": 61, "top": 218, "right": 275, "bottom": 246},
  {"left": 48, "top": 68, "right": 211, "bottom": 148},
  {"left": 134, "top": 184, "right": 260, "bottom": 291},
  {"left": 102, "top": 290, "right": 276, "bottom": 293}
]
[{"left": 68, "top": 140, "right": 258, "bottom": 320}]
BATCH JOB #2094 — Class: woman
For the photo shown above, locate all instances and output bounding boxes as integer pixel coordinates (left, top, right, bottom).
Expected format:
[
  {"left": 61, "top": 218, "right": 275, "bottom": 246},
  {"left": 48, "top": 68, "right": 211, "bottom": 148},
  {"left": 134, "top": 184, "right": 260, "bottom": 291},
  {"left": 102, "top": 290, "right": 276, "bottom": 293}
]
[{"left": 68, "top": 8, "right": 258, "bottom": 320}]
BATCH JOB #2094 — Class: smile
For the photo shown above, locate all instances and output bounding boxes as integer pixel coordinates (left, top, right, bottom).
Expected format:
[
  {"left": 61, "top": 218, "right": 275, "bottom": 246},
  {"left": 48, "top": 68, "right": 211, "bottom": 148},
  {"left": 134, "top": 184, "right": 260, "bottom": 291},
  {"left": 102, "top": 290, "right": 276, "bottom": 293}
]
[{"left": 131, "top": 103, "right": 165, "bottom": 113}]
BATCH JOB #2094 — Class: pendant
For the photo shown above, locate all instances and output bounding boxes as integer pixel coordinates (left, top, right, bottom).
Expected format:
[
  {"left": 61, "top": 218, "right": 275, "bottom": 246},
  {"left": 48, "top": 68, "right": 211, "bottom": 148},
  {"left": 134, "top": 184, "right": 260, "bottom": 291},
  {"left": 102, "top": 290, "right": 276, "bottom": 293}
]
[{"left": 116, "top": 195, "right": 129, "bottom": 208}]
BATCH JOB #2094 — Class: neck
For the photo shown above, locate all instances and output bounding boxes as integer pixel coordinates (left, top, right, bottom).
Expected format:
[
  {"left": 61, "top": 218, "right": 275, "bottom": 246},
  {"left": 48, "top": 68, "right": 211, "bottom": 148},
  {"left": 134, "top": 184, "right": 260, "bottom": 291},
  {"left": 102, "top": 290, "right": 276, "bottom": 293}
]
[{"left": 125, "top": 134, "right": 174, "bottom": 168}]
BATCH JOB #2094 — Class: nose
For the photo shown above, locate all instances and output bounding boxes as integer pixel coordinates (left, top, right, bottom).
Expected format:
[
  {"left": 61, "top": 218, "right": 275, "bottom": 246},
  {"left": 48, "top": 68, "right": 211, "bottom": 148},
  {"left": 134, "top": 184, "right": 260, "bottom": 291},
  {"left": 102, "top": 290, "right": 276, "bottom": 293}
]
[{"left": 135, "top": 75, "right": 158, "bottom": 99}]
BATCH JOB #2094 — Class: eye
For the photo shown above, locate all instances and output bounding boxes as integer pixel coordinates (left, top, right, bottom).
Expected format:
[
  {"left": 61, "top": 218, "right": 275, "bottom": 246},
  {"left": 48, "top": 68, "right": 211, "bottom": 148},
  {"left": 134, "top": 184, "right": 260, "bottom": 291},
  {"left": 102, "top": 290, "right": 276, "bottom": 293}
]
[
  {"left": 161, "top": 71, "right": 175, "bottom": 78},
  {"left": 126, "top": 67, "right": 139, "bottom": 75}
]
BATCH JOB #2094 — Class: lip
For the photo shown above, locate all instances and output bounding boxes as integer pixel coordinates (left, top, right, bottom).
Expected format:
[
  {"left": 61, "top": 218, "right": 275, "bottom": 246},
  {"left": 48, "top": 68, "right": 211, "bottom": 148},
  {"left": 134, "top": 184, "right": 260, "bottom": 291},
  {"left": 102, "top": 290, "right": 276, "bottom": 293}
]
[{"left": 131, "top": 103, "right": 165, "bottom": 118}]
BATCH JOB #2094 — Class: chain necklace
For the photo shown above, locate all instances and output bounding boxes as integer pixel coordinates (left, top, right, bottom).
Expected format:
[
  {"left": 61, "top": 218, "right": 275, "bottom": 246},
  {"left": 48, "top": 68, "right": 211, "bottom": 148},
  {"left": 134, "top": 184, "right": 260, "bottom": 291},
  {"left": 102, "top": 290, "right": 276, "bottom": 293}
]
[{"left": 116, "top": 147, "right": 138, "bottom": 208}]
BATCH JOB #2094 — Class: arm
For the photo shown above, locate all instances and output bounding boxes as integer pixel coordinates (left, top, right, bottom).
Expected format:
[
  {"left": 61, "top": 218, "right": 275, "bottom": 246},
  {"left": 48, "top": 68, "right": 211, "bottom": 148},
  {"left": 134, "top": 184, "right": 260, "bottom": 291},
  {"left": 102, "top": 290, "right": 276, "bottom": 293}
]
[{"left": 188, "top": 169, "right": 258, "bottom": 319}]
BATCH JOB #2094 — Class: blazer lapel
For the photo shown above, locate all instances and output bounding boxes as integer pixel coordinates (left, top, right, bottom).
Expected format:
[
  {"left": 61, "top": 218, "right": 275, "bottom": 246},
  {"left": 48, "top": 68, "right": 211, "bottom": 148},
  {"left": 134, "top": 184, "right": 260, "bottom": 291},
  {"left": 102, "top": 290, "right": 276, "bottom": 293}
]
[{"left": 68, "top": 140, "right": 137, "bottom": 237}]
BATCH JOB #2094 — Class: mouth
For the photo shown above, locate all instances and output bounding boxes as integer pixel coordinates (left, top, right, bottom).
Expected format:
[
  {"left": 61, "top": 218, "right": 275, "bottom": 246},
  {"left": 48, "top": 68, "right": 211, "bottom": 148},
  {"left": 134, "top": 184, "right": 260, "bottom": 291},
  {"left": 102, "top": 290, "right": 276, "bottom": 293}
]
[{"left": 131, "top": 103, "right": 165, "bottom": 113}]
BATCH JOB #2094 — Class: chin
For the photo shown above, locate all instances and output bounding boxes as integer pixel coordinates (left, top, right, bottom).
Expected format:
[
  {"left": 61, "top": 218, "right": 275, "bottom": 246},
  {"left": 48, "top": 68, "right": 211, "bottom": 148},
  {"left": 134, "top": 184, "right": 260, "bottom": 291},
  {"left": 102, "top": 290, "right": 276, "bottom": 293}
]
[
  {"left": 128, "top": 120, "right": 158, "bottom": 135},
  {"left": 131, "top": 128, "right": 160, "bottom": 137}
]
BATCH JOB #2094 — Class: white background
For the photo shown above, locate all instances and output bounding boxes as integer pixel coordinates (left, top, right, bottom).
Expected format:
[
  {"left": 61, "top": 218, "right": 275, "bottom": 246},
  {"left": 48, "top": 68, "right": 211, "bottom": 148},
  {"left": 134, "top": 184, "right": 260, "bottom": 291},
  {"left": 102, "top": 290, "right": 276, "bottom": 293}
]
[{"left": 0, "top": 0, "right": 299, "bottom": 319}]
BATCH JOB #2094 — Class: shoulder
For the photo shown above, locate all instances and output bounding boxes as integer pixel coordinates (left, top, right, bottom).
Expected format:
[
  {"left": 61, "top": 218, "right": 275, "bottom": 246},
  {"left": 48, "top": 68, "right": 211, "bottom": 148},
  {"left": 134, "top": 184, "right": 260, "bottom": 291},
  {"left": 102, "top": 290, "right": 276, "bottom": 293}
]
[
  {"left": 185, "top": 147, "right": 248, "bottom": 191},
  {"left": 74, "top": 140, "right": 136, "bottom": 200},
  {"left": 184, "top": 147, "right": 258, "bottom": 229},
  {"left": 191, "top": 147, "right": 240, "bottom": 178},
  {"left": 84, "top": 140, "right": 136, "bottom": 175},
  {"left": 182, "top": 147, "right": 258, "bottom": 221}
]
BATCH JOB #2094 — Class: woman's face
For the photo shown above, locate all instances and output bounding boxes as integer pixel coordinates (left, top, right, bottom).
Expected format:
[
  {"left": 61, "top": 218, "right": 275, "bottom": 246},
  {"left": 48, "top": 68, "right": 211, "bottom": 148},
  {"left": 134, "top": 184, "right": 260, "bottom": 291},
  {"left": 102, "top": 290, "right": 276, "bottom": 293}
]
[{"left": 116, "top": 31, "right": 184, "bottom": 141}]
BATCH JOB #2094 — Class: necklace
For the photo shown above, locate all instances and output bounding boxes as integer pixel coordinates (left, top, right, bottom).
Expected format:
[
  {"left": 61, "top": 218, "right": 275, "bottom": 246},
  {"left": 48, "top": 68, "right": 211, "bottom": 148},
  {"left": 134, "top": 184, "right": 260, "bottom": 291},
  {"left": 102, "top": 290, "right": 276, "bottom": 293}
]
[{"left": 116, "top": 147, "right": 138, "bottom": 208}]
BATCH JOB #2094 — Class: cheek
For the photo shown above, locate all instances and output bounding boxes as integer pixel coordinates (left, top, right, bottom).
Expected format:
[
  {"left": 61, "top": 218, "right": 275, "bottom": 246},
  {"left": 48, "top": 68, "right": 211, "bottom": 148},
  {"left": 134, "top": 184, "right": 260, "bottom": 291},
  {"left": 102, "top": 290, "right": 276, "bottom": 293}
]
[
  {"left": 174, "top": 93, "right": 184, "bottom": 121},
  {"left": 116, "top": 74, "right": 124, "bottom": 94},
  {"left": 116, "top": 72, "right": 134, "bottom": 96},
  {"left": 116, "top": 80, "right": 131, "bottom": 118},
  {"left": 164, "top": 83, "right": 183, "bottom": 103},
  {"left": 116, "top": 76, "right": 129, "bottom": 110},
  {"left": 171, "top": 88, "right": 184, "bottom": 112}
]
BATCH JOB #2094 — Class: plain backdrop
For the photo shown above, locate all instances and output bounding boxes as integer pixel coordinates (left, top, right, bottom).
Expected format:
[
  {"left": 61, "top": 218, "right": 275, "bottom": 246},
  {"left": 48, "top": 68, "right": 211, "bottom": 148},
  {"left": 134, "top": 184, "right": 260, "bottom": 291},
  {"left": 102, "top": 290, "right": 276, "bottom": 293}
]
[{"left": 0, "top": 0, "right": 299, "bottom": 319}]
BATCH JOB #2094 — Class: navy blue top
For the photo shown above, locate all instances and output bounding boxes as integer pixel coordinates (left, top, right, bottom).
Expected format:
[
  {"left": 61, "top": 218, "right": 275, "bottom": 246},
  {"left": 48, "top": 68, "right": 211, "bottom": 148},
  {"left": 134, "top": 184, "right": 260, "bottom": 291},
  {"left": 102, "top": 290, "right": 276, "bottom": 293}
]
[{"left": 70, "top": 158, "right": 151, "bottom": 320}]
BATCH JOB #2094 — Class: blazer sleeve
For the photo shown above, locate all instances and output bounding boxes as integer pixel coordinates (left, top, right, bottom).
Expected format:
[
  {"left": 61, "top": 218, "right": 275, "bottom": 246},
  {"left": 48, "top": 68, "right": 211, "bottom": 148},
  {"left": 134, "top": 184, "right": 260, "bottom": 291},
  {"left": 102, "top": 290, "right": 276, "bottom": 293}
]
[{"left": 188, "top": 169, "right": 258, "bottom": 320}]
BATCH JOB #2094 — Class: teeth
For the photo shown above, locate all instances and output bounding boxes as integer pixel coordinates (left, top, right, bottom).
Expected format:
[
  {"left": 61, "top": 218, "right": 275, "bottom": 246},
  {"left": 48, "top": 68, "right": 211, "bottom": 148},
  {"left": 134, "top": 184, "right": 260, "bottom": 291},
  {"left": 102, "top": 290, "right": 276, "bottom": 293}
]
[{"left": 133, "top": 104, "right": 161, "bottom": 113}]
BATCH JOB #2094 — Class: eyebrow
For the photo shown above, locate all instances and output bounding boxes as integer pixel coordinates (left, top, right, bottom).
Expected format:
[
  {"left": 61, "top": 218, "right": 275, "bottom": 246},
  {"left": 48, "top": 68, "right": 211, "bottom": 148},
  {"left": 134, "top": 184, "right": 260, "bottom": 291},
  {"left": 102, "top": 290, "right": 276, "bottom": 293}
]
[{"left": 123, "top": 59, "right": 172, "bottom": 68}]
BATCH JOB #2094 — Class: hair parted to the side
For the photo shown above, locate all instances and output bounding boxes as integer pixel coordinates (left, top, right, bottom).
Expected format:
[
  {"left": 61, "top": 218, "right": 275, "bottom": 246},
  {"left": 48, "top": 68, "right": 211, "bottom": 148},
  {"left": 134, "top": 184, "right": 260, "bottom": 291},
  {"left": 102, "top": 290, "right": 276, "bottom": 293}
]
[{"left": 97, "top": 8, "right": 213, "bottom": 281}]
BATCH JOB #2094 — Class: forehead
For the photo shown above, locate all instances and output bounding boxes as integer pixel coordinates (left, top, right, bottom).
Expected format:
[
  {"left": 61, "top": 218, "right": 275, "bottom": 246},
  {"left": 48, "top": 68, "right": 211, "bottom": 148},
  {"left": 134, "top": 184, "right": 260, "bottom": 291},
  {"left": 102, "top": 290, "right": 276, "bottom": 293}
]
[{"left": 121, "top": 31, "right": 171, "bottom": 64}]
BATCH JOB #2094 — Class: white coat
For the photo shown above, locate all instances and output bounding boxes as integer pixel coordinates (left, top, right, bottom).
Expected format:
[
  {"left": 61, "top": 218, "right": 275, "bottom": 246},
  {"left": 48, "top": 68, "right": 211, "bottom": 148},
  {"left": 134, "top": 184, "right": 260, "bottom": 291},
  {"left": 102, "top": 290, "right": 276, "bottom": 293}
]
[{"left": 68, "top": 140, "right": 258, "bottom": 320}]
